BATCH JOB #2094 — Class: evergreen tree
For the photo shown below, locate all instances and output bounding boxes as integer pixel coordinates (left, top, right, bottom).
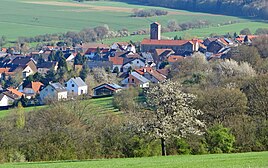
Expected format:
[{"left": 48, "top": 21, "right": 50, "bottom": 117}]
[
  {"left": 74, "top": 53, "right": 83, "bottom": 65},
  {"left": 48, "top": 50, "right": 56, "bottom": 61},
  {"left": 57, "top": 51, "right": 68, "bottom": 70},
  {"left": 79, "top": 64, "right": 89, "bottom": 81},
  {"left": 37, "top": 55, "right": 45, "bottom": 65},
  {"left": 233, "top": 32, "right": 238, "bottom": 38},
  {"left": 16, "top": 102, "right": 25, "bottom": 129}
]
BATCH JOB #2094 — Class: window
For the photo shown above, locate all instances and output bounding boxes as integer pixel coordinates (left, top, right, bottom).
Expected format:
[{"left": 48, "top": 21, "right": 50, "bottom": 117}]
[
  {"left": 137, "top": 61, "right": 139, "bottom": 64},
  {"left": 65, "top": 84, "right": 67, "bottom": 87},
  {"left": 132, "top": 79, "right": 134, "bottom": 83},
  {"left": 72, "top": 84, "right": 74, "bottom": 87}
]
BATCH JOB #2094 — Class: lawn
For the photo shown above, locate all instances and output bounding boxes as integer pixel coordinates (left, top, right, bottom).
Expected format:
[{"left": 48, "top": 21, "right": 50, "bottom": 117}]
[
  {"left": 0, "top": 97, "right": 118, "bottom": 118},
  {"left": 0, "top": 0, "right": 267, "bottom": 42},
  {"left": 1, "top": 151, "right": 267, "bottom": 168}
]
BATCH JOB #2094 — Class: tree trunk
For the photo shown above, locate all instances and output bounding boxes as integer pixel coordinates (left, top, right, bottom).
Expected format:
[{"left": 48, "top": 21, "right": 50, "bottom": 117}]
[{"left": 161, "top": 138, "right": 167, "bottom": 156}]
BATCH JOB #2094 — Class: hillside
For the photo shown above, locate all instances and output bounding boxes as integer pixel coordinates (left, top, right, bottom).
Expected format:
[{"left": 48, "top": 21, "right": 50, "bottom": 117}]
[
  {"left": 1, "top": 152, "right": 268, "bottom": 168},
  {"left": 0, "top": 97, "right": 118, "bottom": 119},
  {"left": 117, "top": 0, "right": 268, "bottom": 20},
  {"left": 0, "top": 0, "right": 267, "bottom": 42}
]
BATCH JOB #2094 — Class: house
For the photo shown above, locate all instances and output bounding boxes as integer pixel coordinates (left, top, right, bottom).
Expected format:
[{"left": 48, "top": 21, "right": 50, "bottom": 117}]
[
  {"left": 0, "top": 88, "right": 23, "bottom": 107},
  {"left": 8, "top": 64, "right": 36, "bottom": 78},
  {"left": 167, "top": 55, "right": 185, "bottom": 65},
  {"left": 0, "top": 51, "right": 7, "bottom": 58},
  {"left": 141, "top": 39, "right": 198, "bottom": 55},
  {"left": 39, "top": 82, "right": 67, "bottom": 103},
  {"left": 76, "top": 43, "right": 110, "bottom": 59},
  {"left": 203, "top": 38, "right": 217, "bottom": 46},
  {"left": 9, "top": 56, "right": 36, "bottom": 66},
  {"left": 7, "top": 88, "right": 24, "bottom": 98},
  {"left": 65, "top": 77, "right": 88, "bottom": 96},
  {"left": 121, "top": 71, "right": 150, "bottom": 88},
  {"left": 93, "top": 83, "right": 122, "bottom": 97},
  {"left": 109, "top": 56, "right": 124, "bottom": 72},
  {"left": 141, "top": 22, "right": 199, "bottom": 55},
  {"left": 111, "top": 42, "right": 136, "bottom": 53},
  {"left": 0, "top": 93, "right": 14, "bottom": 107},
  {"left": 135, "top": 67, "right": 166, "bottom": 83},
  {"left": 122, "top": 58, "right": 146, "bottom": 72},
  {"left": 236, "top": 35, "right": 258, "bottom": 44},
  {"left": 111, "top": 42, "right": 129, "bottom": 51},
  {"left": 23, "top": 82, "right": 44, "bottom": 98},
  {"left": 37, "top": 61, "right": 58, "bottom": 75},
  {"left": 64, "top": 53, "right": 76, "bottom": 62},
  {"left": 5, "top": 56, "right": 37, "bottom": 78},
  {"left": 207, "top": 40, "right": 227, "bottom": 54},
  {"left": 152, "top": 49, "right": 175, "bottom": 67},
  {"left": 0, "top": 68, "right": 12, "bottom": 79},
  {"left": 0, "top": 91, "right": 20, "bottom": 107}
]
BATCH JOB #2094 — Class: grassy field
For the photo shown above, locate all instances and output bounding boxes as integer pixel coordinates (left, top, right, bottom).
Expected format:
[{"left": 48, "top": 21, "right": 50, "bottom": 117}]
[
  {"left": 0, "top": 0, "right": 267, "bottom": 43},
  {"left": 0, "top": 151, "right": 267, "bottom": 168},
  {"left": 0, "top": 97, "right": 118, "bottom": 118}
]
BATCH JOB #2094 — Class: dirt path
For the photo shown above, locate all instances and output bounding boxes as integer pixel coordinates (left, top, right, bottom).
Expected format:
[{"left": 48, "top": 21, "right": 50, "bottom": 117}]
[{"left": 22, "top": 1, "right": 134, "bottom": 13}]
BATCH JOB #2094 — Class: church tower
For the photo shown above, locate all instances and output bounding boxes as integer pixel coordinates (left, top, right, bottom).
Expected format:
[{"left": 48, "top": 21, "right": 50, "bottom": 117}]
[{"left": 150, "top": 22, "right": 161, "bottom": 40}]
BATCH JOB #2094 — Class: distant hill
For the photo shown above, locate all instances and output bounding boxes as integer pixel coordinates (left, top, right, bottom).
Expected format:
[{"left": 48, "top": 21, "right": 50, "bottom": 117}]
[{"left": 116, "top": 0, "right": 268, "bottom": 20}]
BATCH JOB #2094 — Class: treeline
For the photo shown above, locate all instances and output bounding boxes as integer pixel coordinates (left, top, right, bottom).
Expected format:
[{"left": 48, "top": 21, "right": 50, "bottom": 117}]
[
  {"left": 118, "top": 0, "right": 268, "bottom": 20},
  {"left": 17, "top": 25, "right": 129, "bottom": 46},
  {"left": 132, "top": 9, "right": 168, "bottom": 17}
]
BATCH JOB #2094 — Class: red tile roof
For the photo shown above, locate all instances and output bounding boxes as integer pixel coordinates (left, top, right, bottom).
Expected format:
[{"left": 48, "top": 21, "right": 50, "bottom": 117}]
[
  {"left": 155, "top": 49, "right": 174, "bottom": 56},
  {"left": 0, "top": 68, "right": 10, "bottom": 74},
  {"left": 135, "top": 67, "right": 166, "bottom": 82},
  {"left": 141, "top": 39, "right": 192, "bottom": 46},
  {"left": 109, "top": 56, "right": 124, "bottom": 65},
  {"left": 1, "top": 48, "right": 7, "bottom": 52},
  {"left": 25, "top": 82, "right": 44, "bottom": 93},
  {"left": 7, "top": 88, "right": 24, "bottom": 97},
  {"left": 167, "top": 55, "right": 185, "bottom": 63}
]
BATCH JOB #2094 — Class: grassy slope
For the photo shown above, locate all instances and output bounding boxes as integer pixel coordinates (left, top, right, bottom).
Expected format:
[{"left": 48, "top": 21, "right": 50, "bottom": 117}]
[
  {"left": 0, "top": 97, "right": 118, "bottom": 118},
  {"left": 1, "top": 151, "right": 268, "bottom": 168},
  {"left": 0, "top": 0, "right": 267, "bottom": 42}
]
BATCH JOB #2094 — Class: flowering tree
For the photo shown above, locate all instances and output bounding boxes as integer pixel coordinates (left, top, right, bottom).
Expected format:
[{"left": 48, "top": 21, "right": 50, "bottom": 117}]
[{"left": 136, "top": 80, "right": 205, "bottom": 156}]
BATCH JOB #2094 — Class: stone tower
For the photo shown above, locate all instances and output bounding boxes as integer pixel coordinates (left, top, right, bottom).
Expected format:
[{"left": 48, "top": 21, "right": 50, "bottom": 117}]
[{"left": 150, "top": 22, "right": 161, "bottom": 40}]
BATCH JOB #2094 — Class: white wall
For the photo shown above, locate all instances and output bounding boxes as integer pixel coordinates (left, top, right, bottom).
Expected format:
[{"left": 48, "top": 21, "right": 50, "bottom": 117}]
[
  {"left": 66, "top": 79, "right": 88, "bottom": 96},
  {"left": 58, "top": 91, "right": 68, "bottom": 100},
  {"left": 123, "top": 59, "right": 145, "bottom": 72},
  {"left": 0, "top": 95, "right": 14, "bottom": 107}
]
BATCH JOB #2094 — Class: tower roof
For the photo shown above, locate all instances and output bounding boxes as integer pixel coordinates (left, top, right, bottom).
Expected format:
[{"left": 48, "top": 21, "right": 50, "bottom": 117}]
[{"left": 151, "top": 22, "right": 161, "bottom": 26}]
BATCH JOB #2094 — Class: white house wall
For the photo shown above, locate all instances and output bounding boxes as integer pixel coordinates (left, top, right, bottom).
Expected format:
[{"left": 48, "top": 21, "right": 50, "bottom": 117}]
[{"left": 0, "top": 95, "right": 14, "bottom": 107}]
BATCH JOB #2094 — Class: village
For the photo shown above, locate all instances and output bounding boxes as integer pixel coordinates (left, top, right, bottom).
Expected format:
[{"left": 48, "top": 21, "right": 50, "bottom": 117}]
[{"left": 0, "top": 22, "right": 262, "bottom": 108}]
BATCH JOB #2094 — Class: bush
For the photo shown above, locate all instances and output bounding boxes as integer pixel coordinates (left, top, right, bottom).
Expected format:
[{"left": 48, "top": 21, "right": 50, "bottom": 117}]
[
  {"left": 206, "top": 125, "right": 235, "bottom": 153},
  {"left": 132, "top": 9, "right": 168, "bottom": 17}
]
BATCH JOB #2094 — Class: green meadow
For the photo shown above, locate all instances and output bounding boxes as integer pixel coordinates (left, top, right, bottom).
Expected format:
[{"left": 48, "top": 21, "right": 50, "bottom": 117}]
[
  {"left": 0, "top": 97, "right": 118, "bottom": 118},
  {"left": 1, "top": 151, "right": 267, "bottom": 168},
  {"left": 0, "top": 0, "right": 267, "bottom": 43}
]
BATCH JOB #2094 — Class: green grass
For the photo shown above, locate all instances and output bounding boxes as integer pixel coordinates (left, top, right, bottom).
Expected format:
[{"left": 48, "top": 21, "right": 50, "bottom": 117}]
[
  {"left": 102, "top": 21, "right": 268, "bottom": 43},
  {"left": 0, "top": 97, "right": 118, "bottom": 118},
  {"left": 0, "top": 0, "right": 267, "bottom": 43},
  {"left": 1, "top": 151, "right": 267, "bottom": 168}
]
